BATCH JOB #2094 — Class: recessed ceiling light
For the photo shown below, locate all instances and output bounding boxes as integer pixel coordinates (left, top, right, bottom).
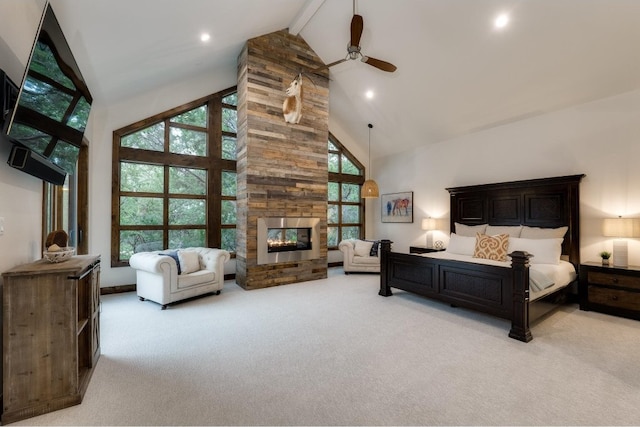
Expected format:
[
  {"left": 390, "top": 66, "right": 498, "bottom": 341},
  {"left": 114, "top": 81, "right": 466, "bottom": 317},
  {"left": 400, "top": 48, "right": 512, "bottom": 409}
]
[
  {"left": 200, "top": 33, "right": 211, "bottom": 42},
  {"left": 494, "top": 13, "right": 509, "bottom": 29},
  {"left": 365, "top": 90, "right": 374, "bottom": 99}
]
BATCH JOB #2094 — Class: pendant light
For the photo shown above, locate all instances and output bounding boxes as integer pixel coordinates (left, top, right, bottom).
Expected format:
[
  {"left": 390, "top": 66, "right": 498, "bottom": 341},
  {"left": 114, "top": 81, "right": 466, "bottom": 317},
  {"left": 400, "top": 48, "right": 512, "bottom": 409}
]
[{"left": 362, "top": 123, "right": 379, "bottom": 198}]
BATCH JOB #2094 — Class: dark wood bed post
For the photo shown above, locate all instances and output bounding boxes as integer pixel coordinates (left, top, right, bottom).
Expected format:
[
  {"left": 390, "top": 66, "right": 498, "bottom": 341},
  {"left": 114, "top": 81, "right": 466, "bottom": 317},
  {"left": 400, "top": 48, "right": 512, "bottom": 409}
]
[
  {"left": 508, "top": 250, "right": 533, "bottom": 342},
  {"left": 379, "top": 240, "right": 393, "bottom": 297}
]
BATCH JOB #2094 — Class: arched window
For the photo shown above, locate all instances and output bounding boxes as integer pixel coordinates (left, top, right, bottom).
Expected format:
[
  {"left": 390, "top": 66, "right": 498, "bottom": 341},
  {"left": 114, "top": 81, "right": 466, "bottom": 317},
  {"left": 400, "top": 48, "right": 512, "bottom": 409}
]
[
  {"left": 327, "top": 133, "right": 365, "bottom": 249},
  {"left": 111, "top": 88, "right": 237, "bottom": 266}
]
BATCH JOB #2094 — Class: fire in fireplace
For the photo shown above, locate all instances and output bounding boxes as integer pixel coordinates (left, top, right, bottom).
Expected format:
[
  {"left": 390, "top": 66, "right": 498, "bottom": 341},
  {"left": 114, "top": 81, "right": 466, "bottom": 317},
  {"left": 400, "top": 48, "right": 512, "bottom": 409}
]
[
  {"left": 267, "top": 227, "right": 312, "bottom": 253},
  {"left": 257, "top": 217, "right": 320, "bottom": 265}
]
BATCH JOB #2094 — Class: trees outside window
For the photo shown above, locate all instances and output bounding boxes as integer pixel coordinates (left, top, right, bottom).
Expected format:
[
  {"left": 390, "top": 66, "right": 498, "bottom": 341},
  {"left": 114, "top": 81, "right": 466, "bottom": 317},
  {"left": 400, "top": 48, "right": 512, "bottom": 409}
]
[
  {"left": 327, "top": 134, "right": 365, "bottom": 249},
  {"left": 112, "top": 89, "right": 237, "bottom": 266}
]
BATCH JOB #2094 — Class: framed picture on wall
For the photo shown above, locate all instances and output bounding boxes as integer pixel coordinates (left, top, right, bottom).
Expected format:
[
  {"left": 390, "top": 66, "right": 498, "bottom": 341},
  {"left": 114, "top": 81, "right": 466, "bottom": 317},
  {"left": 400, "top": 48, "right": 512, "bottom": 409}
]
[{"left": 381, "top": 191, "right": 413, "bottom": 223}]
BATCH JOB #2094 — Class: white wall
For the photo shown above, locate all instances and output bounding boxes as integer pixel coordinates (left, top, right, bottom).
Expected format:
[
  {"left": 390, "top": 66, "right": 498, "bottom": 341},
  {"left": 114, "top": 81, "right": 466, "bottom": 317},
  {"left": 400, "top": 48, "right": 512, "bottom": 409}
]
[{"left": 372, "top": 89, "right": 640, "bottom": 266}]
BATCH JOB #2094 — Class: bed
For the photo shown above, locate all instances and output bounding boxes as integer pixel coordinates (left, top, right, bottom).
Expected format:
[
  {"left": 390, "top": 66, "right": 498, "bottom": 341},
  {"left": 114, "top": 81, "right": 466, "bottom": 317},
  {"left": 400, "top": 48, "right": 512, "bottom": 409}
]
[{"left": 378, "top": 174, "right": 585, "bottom": 342}]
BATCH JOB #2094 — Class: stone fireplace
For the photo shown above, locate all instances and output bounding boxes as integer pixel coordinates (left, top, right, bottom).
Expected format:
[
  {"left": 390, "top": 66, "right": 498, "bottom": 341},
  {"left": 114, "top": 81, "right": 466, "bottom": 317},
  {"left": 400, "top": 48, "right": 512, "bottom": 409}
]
[{"left": 235, "top": 30, "right": 330, "bottom": 290}]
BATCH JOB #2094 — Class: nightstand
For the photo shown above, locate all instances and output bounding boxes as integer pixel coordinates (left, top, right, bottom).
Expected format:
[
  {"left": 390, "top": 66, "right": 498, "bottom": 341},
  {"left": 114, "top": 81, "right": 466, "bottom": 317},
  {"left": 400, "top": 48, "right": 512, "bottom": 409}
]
[
  {"left": 409, "top": 246, "right": 445, "bottom": 254},
  {"left": 579, "top": 262, "right": 640, "bottom": 321}
]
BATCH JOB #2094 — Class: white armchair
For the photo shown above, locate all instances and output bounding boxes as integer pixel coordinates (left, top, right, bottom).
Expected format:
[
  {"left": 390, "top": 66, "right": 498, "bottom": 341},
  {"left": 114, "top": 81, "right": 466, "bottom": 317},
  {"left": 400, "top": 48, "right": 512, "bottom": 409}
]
[
  {"left": 338, "top": 239, "right": 380, "bottom": 274},
  {"left": 129, "top": 247, "right": 230, "bottom": 309}
]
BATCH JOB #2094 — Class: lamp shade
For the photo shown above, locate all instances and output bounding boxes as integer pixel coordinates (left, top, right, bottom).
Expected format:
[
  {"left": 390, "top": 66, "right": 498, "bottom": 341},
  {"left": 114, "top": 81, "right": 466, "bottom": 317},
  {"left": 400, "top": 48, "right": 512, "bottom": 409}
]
[
  {"left": 603, "top": 217, "right": 639, "bottom": 238},
  {"left": 421, "top": 218, "right": 436, "bottom": 231},
  {"left": 362, "top": 179, "right": 379, "bottom": 198}
]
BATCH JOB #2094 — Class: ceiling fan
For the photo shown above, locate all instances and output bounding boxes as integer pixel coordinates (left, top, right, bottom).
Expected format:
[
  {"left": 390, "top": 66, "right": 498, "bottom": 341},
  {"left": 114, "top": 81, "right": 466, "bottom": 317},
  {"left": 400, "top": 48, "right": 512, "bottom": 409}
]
[{"left": 321, "top": 0, "right": 397, "bottom": 73}]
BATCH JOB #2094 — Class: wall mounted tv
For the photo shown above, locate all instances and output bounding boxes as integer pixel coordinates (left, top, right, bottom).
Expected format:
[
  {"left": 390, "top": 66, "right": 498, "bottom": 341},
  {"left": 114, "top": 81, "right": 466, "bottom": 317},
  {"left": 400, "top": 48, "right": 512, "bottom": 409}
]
[{"left": 1, "top": 2, "right": 92, "bottom": 185}]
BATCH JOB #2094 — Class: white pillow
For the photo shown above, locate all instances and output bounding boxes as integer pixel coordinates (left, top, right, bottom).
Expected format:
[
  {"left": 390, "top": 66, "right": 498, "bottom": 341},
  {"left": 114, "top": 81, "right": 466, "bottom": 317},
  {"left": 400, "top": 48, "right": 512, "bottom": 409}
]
[
  {"left": 354, "top": 240, "right": 374, "bottom": 257},
  {"left": 520, "top": 225, "right": 568, "bottom": 239},
  {"left": 486, "top": 225, "right": 522, "bottom": 237},
  {"left": 508, "top": 237, "right": 563, "bottom": 265},
  {"left": 178, "top": 250, "right": 201, "bottom": 274},
  {"left": 445, "top": 233, "right": 476, "bottom": 256},
  {"left": 455, "top": 222, "right": 487, "bottom": 237}
]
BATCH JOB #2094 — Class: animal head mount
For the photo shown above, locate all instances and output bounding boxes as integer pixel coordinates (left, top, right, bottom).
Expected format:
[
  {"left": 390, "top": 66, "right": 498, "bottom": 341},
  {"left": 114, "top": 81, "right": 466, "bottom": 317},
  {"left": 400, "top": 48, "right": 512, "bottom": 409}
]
[
  {"left": 283, "top": 73, "right": 303, "bottom": 124},
  {"left": 285, "top": 74, "right": 302, "bottom": 97}
]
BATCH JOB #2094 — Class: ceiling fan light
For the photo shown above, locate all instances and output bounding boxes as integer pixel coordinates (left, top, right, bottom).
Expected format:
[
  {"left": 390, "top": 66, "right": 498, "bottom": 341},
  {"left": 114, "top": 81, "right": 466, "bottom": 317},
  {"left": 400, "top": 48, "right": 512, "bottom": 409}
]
[{"left": 362, "top": 179, "right": 379, "bottom": 198}]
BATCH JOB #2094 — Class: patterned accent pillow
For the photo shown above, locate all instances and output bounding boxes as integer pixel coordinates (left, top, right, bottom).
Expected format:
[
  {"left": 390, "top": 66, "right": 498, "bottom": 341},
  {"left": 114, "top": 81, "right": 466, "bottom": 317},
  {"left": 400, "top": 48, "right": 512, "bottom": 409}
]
[{"left": 473, "top": 233, "right": 509, "bottom": 261}]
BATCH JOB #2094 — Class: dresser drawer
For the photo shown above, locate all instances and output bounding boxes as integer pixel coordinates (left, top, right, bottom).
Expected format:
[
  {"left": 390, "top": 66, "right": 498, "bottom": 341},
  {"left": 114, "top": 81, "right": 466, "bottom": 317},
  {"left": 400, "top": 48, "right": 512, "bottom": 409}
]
[
  {"left": 588, "top": 271, "right": 640, "bottom": 290},
  {"left": 588, "top": 285, "right": 640, "bottom": 311}
]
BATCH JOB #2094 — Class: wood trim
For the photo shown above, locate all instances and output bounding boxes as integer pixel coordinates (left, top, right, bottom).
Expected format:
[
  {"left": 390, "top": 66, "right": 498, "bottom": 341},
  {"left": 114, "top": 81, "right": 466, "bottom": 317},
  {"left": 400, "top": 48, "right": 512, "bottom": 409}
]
[{"left": 77, "top": 142, "right": 89, "bottom": 254}]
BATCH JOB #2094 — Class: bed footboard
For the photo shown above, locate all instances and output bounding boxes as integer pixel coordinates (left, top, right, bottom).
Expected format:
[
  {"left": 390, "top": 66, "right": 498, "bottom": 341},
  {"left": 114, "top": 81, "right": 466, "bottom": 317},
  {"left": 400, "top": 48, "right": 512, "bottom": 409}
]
[{"left": 379, "top": 240, "right": 533, "bottom": 342}]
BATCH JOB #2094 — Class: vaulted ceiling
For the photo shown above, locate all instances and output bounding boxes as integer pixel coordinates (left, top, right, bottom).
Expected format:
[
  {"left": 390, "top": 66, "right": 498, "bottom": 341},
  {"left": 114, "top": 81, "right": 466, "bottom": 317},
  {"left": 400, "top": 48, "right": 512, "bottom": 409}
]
[{"left": 49, "top": 0, "right": 640, "bottom": 159}]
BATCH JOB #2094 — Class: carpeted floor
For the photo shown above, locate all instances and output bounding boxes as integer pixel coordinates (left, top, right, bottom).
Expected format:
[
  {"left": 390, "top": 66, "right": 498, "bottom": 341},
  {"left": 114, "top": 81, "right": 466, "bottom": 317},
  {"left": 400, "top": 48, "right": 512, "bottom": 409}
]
[{"left": 14, "top": 267, "right": 640, "bottom": 426}]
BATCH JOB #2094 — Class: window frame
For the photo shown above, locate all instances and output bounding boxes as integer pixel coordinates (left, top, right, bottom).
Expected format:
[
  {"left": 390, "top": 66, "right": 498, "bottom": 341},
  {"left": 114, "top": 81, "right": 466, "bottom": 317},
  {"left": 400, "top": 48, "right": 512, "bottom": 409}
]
[
  {"left": 327, "top": 132, "right": 365, "bottom": 250},
  {"left": 111, "top": 87, "right": 237, "bottom": 267}
]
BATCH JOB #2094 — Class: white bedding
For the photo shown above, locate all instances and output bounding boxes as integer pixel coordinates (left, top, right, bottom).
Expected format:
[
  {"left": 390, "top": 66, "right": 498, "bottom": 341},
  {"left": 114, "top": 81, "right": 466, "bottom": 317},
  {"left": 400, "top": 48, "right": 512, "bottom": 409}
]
[{"left": 417, "top": 251, "right": 577, "bottom": 301}]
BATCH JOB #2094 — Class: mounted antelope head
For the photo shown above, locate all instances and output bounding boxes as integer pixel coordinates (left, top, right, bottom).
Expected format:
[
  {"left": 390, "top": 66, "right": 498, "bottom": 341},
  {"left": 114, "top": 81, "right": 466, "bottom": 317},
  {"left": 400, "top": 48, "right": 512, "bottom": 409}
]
[{"left": 283, "top": 73, "right": 303, "bottom": 124}]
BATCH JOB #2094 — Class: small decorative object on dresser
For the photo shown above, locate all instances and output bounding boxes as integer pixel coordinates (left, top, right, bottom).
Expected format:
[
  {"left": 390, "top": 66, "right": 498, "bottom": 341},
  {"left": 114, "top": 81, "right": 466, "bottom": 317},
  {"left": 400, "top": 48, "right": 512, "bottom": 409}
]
[
  {"left": 599, "top": 251, "right": 611, "bottom": 266},
  {"left": 579, "top": 262, "right": 640, "bottom": 321}
]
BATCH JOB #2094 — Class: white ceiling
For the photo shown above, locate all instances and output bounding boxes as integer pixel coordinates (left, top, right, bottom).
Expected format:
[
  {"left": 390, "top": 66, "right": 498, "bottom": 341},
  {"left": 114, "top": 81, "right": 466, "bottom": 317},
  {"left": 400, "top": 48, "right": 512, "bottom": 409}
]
[{"left": 48, "top": 0, "right": 640, "bottom": 159}]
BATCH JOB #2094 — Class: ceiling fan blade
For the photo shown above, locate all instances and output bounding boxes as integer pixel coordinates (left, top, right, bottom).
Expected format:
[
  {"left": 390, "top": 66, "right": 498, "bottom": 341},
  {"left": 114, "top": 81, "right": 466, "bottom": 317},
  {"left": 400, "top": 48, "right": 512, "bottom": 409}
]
[
  {"left": 361, "top": 56, "right": 397, "bottom": 72},
  {"left": 350, "top": 14, "right": 363, "bottom": 47}
]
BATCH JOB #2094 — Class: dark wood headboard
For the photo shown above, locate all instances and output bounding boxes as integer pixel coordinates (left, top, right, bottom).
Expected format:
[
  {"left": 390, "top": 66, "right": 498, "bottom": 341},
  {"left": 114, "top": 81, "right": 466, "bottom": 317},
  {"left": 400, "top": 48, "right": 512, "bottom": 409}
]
[{"left": 446, "top": 174, "right": 585, "bottom": 268}]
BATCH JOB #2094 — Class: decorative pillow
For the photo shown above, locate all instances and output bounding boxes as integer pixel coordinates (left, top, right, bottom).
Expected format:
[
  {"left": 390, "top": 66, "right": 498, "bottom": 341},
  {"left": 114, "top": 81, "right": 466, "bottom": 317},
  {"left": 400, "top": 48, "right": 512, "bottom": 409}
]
[
  {"left": 520, "top": 226, "right": 568, "bottom": 239},
  {"left": 445, "top": 233, "right": 476, "bottom": 256},
  {"left": 160, "top": 250, "right": 182, "bottom": 275},
  {"left": 473, "top": 233, "right": 509, "bottom": 261},
  {"left": 455, "top": 222, "right": 487, "bottom": 237},
  {"left": 354, "top": 240, "right": 374, "bottom": 257},
  {"left": 485, "top": 225, "right": 522, "bottom": 237},
  {"left": 367, "top": 240, "right": 380, "bottom": 257},
  {"left": 177, "top": 250, "right": 201, "bottom": 274},
  {"left": 508, "top": 237, "right": 564, "bottom": 265}
]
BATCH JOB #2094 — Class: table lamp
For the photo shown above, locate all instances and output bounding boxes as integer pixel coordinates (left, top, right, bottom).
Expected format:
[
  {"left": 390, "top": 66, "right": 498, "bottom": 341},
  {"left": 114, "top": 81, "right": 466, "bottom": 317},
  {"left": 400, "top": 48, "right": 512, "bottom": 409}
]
[
  {"left": 421, "top": 217, "right": 436, "bottom": 248},
  {"left": 603, "top": 216, "right": 639, "bottom": 267}
]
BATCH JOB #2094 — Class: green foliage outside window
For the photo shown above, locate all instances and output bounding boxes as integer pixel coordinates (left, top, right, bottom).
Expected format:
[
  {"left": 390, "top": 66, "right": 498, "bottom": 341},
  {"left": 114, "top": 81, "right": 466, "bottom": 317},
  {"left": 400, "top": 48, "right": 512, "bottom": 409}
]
[
  {"left": 121, "top": 123, "right": 164, "bottom": 151},
  {"left": 169, "top": 167, "right": 206, "bottom": 195},
  {"left": 341, "top": 154, "right": 359, "bottom": 175},
  {"left": 222, "top": 108, "right": 237, "bottom": 133},
  {"left": 171, "top": 106, "right": 207, "bottom": 127}
]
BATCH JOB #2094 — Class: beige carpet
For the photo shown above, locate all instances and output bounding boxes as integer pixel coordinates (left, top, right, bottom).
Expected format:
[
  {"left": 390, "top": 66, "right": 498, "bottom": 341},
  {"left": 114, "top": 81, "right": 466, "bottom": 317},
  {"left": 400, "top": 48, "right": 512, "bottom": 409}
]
[{"left": 14, "top": 268, "right": 640, "bottom": 426}]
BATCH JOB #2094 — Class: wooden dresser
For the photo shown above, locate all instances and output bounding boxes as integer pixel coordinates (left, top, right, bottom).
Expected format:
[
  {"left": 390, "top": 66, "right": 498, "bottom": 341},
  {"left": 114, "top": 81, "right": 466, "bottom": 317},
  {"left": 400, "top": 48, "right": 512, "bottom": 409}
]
[
  {"left": 579, "top": 261, "right": 640, "bottom": 321},
  {"left": 2, "top": 255, "right": 100, "bottom": 424}
]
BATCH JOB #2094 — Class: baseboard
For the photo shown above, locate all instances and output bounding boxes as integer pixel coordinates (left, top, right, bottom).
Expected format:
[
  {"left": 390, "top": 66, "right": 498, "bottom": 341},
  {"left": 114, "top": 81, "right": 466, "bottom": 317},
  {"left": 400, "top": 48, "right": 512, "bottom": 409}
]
[{"left": 100, "top": 284, "right": 135, "bottom": 295}]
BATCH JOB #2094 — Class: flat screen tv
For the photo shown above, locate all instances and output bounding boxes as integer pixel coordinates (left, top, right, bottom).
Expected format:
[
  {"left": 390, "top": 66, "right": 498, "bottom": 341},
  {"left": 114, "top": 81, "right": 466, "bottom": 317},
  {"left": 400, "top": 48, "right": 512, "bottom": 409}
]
[{"left": 1, "top": 3, "right": 92, "bottom": 185}]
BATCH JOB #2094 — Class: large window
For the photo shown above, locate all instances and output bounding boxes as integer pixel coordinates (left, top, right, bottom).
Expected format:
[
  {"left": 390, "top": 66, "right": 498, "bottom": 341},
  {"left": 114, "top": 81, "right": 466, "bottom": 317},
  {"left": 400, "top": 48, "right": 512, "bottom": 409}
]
[
  {"left": 112, "top": 88, "right": 237, "bottom": 266},
  {"left": 327, "top": 133, "right": 365, "bottom": 249}
]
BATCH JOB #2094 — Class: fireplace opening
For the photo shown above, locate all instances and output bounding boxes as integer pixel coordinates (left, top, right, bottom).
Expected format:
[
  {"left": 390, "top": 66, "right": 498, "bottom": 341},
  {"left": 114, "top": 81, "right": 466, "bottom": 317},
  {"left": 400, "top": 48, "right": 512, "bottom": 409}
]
[
  {"left": 267, "top": 227, "right": 312, "bottom": 253},
  {"left": 257, "top": 217, "right": 320, "bottom": 265}
]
